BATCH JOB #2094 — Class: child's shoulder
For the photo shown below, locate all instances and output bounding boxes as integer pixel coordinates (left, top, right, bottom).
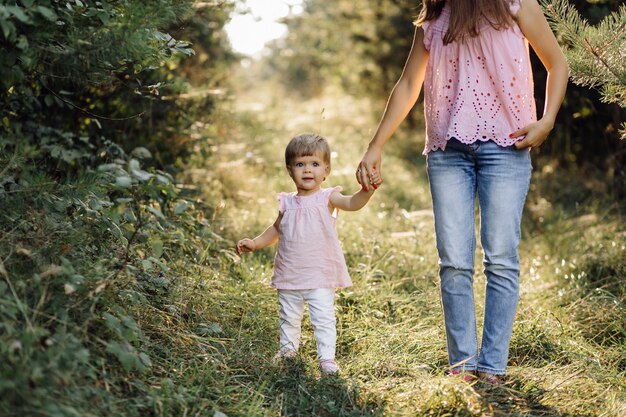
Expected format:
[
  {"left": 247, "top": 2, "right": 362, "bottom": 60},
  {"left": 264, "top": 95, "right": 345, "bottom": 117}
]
[
  {"left": 323, "top": 185, "right": 343, "bottom": 194},
  {"left": 322, "top": 186, "right": 344, "bottom": 201},
  {"left": 275, "top": 191, "right": 295, "bottom": 212},
  {"left": 275, "top": 191, "right": 295, "bottom": 200}
]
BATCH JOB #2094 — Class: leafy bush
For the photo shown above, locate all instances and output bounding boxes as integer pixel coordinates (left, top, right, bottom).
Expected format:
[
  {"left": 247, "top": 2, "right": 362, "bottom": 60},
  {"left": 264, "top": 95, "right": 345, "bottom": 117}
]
[
  {"left": 0, "top": 0, "right": 197, "bottom": 173},
  {"left": 0, "top": 0, "right": 236, "bottom": 414},
  {"left": 0, "top": 138, "right": 221, "bottom": 414}
]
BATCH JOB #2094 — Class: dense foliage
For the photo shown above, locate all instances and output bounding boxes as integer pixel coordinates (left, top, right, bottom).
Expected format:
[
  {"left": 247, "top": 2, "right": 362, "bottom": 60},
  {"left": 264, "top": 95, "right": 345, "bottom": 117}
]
[
  {"left": 0, "top": 0, "right": 235, "bottom": 415},
  {"left": 538, "top": 0, "right": 625, "bottom": 192},
  {"left": 543, "top": 0, "right": 626, "bottom": 138}
]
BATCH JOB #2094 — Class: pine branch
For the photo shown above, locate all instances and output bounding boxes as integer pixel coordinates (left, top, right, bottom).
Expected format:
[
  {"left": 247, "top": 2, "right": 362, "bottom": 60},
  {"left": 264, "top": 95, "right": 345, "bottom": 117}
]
[{"left": 542, "top": 0, "right": 626, "bottom": 110}]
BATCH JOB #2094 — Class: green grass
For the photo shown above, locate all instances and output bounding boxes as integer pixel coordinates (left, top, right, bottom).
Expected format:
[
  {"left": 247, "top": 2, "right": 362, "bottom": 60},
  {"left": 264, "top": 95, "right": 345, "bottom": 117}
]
[
  {"left": 2, "top": 82, "right": 624, "bottom": 416},
  {"left": 186, "top": 81, "right": 625, "bottom": 416}
]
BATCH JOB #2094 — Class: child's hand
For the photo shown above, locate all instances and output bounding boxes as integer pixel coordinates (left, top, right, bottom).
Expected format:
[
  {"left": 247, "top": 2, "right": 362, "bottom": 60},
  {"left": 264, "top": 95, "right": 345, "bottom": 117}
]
[
  {"left": 236, "top": 238, "right": 256, "bottom": 254},
  {"left": 357, "top": 147, "right": 383, "bottom": 191},
  {"left": 367, "top": 169, "right": 382, "bottom": 190}
]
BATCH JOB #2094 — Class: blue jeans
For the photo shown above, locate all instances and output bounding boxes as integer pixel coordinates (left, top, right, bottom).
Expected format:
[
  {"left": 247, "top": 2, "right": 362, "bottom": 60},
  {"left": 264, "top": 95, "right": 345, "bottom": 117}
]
[{"left": 426, "top": 138, "right": 531, "bottom": 375}]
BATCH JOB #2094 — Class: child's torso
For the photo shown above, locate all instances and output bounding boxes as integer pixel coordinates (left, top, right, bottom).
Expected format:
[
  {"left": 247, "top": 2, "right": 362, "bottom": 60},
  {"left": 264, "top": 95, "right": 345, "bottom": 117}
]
[{"left": 271, "top": 187, "right": 352, "bottom": 290}]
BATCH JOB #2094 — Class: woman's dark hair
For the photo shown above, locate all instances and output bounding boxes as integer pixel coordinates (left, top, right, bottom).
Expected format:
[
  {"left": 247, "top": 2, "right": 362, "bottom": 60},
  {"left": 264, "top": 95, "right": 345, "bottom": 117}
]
[{"left": 415, "top": 0, "right": 515, "bottom": 44}]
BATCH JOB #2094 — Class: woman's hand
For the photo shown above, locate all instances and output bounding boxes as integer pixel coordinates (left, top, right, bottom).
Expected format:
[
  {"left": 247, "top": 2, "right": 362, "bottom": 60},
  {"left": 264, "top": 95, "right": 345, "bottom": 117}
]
[
  {"left": 356, "top": 146, "right": 383, "bottom": 191},
  {"left": 512, "top": 117, "right": 555, "bottom": 150},
  {"left": 236, "top": 238, "right": 256, "bottom": 255}
]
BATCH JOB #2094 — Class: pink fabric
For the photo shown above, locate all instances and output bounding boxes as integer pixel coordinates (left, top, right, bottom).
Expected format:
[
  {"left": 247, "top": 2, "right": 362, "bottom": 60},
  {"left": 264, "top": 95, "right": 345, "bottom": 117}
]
[
  {"left": 421, "top": 0, "right": 536, "bottom": 155},
  {"left": 271, "top": 187, "right": 352, "bottom": 290}
]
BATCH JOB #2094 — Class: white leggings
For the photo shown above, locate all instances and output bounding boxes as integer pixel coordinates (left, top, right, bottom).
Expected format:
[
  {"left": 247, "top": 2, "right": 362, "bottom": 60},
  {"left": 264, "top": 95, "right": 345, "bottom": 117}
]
[{"left": 278, "top": 288, "right": 336, "bottom": 360}]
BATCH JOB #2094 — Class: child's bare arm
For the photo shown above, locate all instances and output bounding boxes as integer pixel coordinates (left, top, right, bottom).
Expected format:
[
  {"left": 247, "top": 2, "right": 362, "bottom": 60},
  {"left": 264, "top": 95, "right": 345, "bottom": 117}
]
[
  {"left": 329, "top": 187, "right": 375, "bottom": 212},
  {"left": 236, "top": 213, "right": 282, "bottom": 254}
]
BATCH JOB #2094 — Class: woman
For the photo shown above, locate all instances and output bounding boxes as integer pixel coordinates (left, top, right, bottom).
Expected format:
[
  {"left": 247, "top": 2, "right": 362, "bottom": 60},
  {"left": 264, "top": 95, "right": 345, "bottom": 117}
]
[{"left": 357, "top": 0, "right": 568, "bottom": 383}]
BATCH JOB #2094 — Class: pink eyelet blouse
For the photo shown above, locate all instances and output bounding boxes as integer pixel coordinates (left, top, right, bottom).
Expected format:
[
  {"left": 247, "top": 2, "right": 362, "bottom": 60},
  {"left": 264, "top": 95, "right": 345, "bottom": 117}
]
[
  {"left": 271, "top": 187, "right": 352, "bottom": 290},
  {"left": 421, "top": 0, "right": 536, "bottom": 155}
]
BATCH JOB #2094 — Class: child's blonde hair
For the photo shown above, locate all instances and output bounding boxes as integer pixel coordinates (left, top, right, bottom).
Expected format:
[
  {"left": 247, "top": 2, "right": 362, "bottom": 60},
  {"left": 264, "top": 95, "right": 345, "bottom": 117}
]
[{"left": 285, "top": 133, "right": 331, "bottom": 171}]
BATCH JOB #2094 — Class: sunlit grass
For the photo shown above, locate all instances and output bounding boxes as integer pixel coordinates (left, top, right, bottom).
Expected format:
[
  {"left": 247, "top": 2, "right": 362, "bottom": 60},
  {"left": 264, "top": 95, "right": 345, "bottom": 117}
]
[{"left": 176, "top": 83, "right": 626, "bottom": 416}]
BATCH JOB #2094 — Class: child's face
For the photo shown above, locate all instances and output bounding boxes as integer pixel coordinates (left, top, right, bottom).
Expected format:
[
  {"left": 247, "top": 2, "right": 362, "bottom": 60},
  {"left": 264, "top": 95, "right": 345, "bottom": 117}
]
[{"left": 287, "top": 152, "right": 329, "bottom": 195}]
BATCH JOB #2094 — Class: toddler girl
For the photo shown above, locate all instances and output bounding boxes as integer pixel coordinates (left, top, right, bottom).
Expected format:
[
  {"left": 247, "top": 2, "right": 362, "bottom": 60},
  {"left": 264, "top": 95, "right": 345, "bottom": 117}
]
[{"left": 237, "top": 133, "right": 377, "bottom": 375}]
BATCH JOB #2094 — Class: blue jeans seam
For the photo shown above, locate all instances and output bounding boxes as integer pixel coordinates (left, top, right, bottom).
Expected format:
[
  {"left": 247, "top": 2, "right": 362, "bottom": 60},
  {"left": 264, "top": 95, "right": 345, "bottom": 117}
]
[{"left": 476, "top": 366, "right": 506, "bottom": 375}]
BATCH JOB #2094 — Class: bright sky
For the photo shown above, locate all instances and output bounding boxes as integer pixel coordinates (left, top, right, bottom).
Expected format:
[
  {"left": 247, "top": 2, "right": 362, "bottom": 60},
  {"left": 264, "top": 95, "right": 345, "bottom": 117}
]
[{"left": 225, "top": 0, "right": 303, "bottom": 57}]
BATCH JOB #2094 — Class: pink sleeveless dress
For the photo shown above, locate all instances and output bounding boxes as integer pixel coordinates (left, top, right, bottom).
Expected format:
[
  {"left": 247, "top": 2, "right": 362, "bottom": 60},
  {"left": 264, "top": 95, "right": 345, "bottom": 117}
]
[{"left": 271, "top": 187, "right": 352, "bottom": 290}]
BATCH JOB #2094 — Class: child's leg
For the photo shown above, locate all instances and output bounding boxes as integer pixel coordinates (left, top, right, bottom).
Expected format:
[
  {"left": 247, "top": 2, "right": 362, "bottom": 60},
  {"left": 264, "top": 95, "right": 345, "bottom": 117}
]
[
  {"left": 278, "top": 290, "right": 305, "bottom": 355},
  {"left": 305, "top": 288, "right": 337, "bottom": 361}
]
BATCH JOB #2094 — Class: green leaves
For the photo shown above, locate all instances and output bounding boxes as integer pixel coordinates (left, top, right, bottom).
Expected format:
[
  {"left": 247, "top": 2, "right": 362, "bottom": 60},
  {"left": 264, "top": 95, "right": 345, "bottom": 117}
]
[
  {"left": 103, "top": 311, "right": 152, "bottom": 372},
  {"left": 0, "top": 14, "right": 16, "bottom": 39},
  {"left": 35, "top": 6, "right": 56, "bottom": 21},
  {"left": 103, "top": 312, "right": 140, "bottom": 343},
  {"left": 154, "top": 30, "right": 196, "bottom": 57},
  {"left": 195, "top": 322, "right": 222, "bottom": 337},
  {"left": 543, "top": 0, "right": 626, "bottom": 138},
  {"left": 105, "top": 341, "right": 152, "bottom": 372},
  {"left": 0, "top": 0, "right": 236, "bottom": 414},
  {"left": 151, "top": 238, "right": 164, "bottom": 258},
  {"left": 0, "top": 4, "right": 57, "bottom": 42},
  {"left": 5, "top": 6, "right": 29, "bottom": 24}
]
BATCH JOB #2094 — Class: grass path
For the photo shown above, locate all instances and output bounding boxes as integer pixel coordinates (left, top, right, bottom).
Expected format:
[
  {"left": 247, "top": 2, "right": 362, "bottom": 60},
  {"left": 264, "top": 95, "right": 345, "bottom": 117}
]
[{"left": 186, "top": 80, "right": 625, "bottom": 416}]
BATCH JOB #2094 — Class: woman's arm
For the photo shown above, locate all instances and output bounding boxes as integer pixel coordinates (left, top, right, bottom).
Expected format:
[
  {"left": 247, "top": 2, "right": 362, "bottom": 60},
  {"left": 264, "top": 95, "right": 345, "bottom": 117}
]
[
  {"left": 357, "top": 26, "right": 429, "bottom": 189},
  {"left": 236, "top": 213, "right": 282, "bottom": 254},
  {"left": 512, "top": 0, "right": 569, "bottom": 149},
  {"left": 329, "top": 187, "right": 375, "bottom": 212}
]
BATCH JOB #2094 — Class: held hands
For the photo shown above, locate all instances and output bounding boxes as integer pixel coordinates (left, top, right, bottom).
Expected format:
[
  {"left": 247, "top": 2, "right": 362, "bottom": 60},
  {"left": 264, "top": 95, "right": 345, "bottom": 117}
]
[
  {"left": 511, "top": 118, "right": 555, "bottom": 150},
  {"left": 356, "top": 146, "right": 383, "bottom": 192},
  {"left": 236, "top": 238, "right": 256, "bottom": 255}
]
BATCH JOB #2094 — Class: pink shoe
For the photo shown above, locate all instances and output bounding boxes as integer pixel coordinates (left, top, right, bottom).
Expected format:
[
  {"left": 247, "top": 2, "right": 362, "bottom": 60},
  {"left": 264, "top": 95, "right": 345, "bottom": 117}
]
[
  {"left": 478, "top": 372, "right": 505, "bottom": 385},
  {"left": 450, "top": 368, "right": 476, "bottom": 382},
  {"left": 319, "top": 359, "right": 339, "bottom": 375}
]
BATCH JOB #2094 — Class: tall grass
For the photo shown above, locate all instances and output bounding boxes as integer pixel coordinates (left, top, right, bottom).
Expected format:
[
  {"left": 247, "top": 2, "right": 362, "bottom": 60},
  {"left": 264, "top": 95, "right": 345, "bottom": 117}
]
[
  {"left": 3, "top": 81, "right": 623, "bottom": 416},
  {"left": 189, "top": 80, "right": 625, "bottom": 416}
]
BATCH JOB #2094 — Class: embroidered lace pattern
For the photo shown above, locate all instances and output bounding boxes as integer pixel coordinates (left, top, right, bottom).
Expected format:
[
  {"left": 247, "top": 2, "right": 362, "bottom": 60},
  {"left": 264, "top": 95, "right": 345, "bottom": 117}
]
[{"left": 421, "top": 0, "right": 536, "bottom": 155}]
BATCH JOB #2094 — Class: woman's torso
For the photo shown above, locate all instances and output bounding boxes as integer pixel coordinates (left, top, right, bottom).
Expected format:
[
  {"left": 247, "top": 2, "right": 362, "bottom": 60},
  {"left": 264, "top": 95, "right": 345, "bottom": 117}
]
[{"left": 421, "top": 0, "right": 536, "bottom": 155}]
